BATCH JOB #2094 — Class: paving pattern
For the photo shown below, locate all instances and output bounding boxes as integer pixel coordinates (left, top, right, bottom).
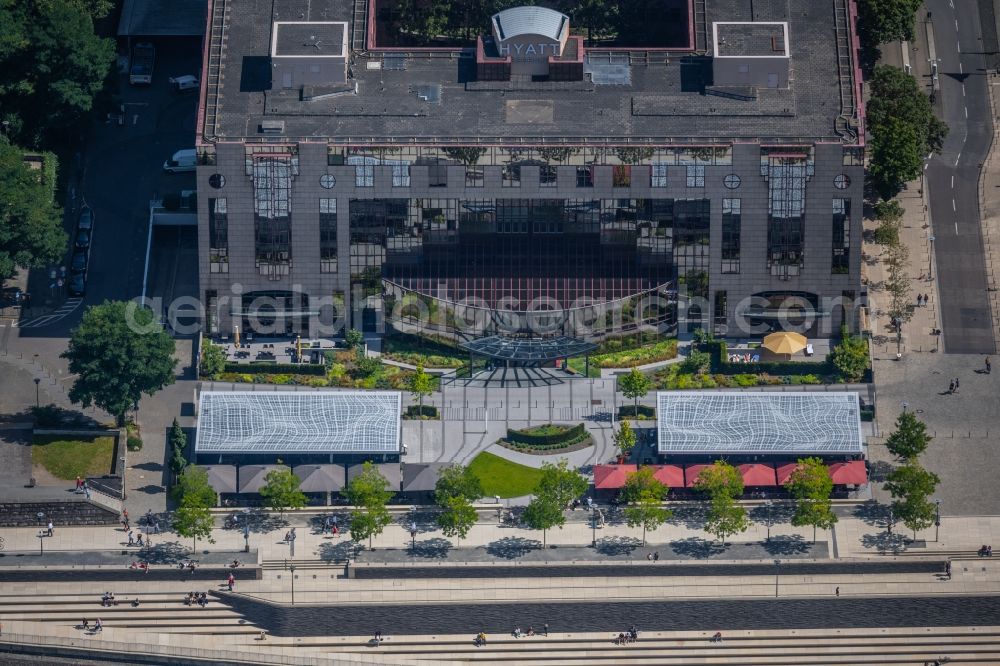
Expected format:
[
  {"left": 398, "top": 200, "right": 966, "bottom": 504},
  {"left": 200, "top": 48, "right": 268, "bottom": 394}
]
[{"left": 224, "top": 593, "right": 1000, "bottom": 637}]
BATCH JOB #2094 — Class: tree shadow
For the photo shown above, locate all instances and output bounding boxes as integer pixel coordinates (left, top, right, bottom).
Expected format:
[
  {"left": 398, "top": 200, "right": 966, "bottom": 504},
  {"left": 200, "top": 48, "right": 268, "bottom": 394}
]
[
  {"left": 670, "top": 502, "right": 710, "bottom": 529},
  {"left": 853, "top": 500, "right": 891, "bottom": 528},
  {"left": 761, "top": 534, "right": 812, "bottom": 556},
  {"left": 132, "top": 462, "right": 163, "bottom": 472},
  {"left": 868, "top": 461, "right": 895, "bottom": 483},
  {"left": 747, "top": 502, "right": 795, "bottom": 525},
  {"left": 485, "top": 536, "right": 542, "bottom": 560},
  {"left": 409, "top": 537, "right": 453, "bottom": 559},
  {"left": 317, "top": 540, "right": 359, "bottom": 562},
  {"left": 141, "top": 541, "right": 191, "bottom": 565},
  {"left": 860, "top": 530, "right": 910, "bottom": 554},
  {"left": 393, "top": 509, "right": 440, "bottom": 534},
  {"left": 668, "top": 537, "right": 727, "bottom": 559},
  {"left": 594, "top": 535, "right": 643, "bottom": 556},
  {"left": 134, "top": 484, "right": 165, "bottom": 495}
]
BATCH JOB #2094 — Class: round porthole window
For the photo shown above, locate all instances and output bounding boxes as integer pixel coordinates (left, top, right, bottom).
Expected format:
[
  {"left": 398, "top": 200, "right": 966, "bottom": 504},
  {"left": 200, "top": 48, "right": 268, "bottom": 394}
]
[
  {"left": 834, "top": 174, "right": 850, "bottom": 190},
  {"left": 208, "top": 174, "right": 226, "bottom": 189},
  {"left": 320, "top": 174, "right": 336, "bottom": 189},
  {"left": 724, "top": 174, "right": 741, "bottom": 189}
]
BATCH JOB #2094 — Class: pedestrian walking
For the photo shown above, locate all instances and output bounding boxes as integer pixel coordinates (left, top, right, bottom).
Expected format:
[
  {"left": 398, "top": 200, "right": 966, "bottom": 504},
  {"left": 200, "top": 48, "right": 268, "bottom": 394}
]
[
  {"left": 84, "top": 483, "right": 91, "bottom": 499},
  {"left": 986, "top": 358, "right": 992, "bottom": 374},
  {"left": 227, "top": 573, "right": 234, "bottom": 591},
  {"left": 136, "top": 533, "right": 144, "bottom": 547},
  {"left": 127, "top": 531, "right": 134, "bottom": 546},
  {"left": 653, "top": 551, "right": 660, "bottom": 561},
  {"left": 948, "top": 380, "right": 955, "bottom": 394},
  {"left": 543, "top": 623, "right": 549, "bottom": 636},
  {"left": 75, "top": 476, "right": 83, "bottom": 492},
  {"left": 47, "top": 521, "right": 53, "bottom": 537},
  {"left": 95, "top": 618, "right": 103, "bottom": 632},
  {"left": 954, "top": 377, "right": 960, "bottom": 393},
  {"left": 153, "top": 521, "right": 160, "bottom": 534},
  {"left": 835, "top": 586, "right": 840, "bottom": 597}
]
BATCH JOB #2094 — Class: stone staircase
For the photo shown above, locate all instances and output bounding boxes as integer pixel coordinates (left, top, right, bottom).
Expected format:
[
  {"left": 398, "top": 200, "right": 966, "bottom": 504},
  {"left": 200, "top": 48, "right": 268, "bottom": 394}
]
[{"left": 0, "top": 500, "right": 118, "bottom": 527}]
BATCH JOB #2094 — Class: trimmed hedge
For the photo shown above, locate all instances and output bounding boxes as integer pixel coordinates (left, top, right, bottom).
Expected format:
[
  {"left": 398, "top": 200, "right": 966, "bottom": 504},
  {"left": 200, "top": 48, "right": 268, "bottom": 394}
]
[
  {"left": 506, "top": 423, "right": 586, "bottom": 447},
  {"left": 707, "top": 341, "right": 833, "bottom": 376},
  {"left": 619, "top": 405, "right": 656, "bottom": 419},
  {"left": 222, "top": 362, "right": 326, "bottom": 376}
]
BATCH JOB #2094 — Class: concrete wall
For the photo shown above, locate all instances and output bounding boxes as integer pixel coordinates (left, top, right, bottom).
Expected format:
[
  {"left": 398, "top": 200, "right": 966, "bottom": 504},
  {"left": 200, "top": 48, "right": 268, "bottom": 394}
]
[{"left": 713, "top": 57, "right": 789, "bottom": 88}]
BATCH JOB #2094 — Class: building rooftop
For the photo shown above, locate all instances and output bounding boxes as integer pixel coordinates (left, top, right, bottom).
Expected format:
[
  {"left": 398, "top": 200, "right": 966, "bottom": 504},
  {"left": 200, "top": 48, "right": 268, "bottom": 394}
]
[
  {"left": 714, "top": 22, "right": 788, "bottom": 57},
  {"left": 200, "top": 0, "right": 860, "bottom": 145},
  {"left": 493, "top": 6, "right": 568, "bottom": 42},
  {"left": 272, "top": 21, "right": 347, "bottom": 57},
  {"left": 195, "top": 390, "right": 401, "bottom": 454},
  {"left": 656, "top": 391, "right": 864, "bottom": 456}
]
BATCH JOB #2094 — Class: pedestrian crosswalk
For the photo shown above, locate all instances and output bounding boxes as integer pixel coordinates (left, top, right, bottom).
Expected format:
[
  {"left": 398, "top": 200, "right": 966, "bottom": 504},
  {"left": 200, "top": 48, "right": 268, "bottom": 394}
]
[{"left": 16, "top": 298, "right": 83, "bottom": 328}]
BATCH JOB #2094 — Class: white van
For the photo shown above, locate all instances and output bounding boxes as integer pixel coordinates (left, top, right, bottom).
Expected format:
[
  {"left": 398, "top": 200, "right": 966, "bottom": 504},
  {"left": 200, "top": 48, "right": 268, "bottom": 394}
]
[
  {"left": 163, "top": 149, "right": 198, "bottom": 173},
  {"left": 169, "top": 75, "right": 199, "bottom": 93}
]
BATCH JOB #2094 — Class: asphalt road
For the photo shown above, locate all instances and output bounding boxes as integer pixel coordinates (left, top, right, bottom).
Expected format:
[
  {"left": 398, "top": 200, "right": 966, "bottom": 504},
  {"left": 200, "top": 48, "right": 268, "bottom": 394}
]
[
  {"left": 925, "top": 0, "right": 997, "bottom": 354},
  {"left": 223, "top": 593, "right": 1000, "bottom": 637}
]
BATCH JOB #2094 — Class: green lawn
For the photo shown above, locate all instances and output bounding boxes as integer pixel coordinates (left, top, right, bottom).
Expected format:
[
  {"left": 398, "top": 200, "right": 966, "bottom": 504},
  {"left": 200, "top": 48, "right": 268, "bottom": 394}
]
[
  {"left": 32, "top": 435, "right": 115, "bottom": 480},
  {"left": 467, "top": 451, "right": 546, "bottom": 499},
  {"left": 381, "top": 334, "right": 466, "bottom": 368}
]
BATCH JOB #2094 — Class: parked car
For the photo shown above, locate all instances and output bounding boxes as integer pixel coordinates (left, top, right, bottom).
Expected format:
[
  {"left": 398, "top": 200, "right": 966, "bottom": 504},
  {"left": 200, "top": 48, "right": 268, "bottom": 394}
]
[
  {"left": 70, "top": 249, "right": 88, "bottom": 273},
  {"left": 67, "top": 273, "right": 86, "bottom": 296},
  {"left": 169, "top": 75, "right": 199, "bottom": 93},
  {"left": 77, "top": 205, "right": 94, "bottom": 230},
  {"left": 75, "top": 228, "right": 91, "bottom": 249},
  {"left": 163, "top": 149, "right": 197, "bottom": 173}
]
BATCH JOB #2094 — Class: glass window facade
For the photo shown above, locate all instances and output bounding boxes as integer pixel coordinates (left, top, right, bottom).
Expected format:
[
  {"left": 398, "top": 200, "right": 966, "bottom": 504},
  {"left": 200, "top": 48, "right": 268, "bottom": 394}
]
[
  {"left": 576, "top": 166, "right": 594, "bottom": 187},
  {"left": 355, "top": 164, "right": 374, "bottom": 187},
  {"left": 832, "top": 198, "right": 850, "bottom": 274},
  {"left": 763, "top": 152, "right": 812, "bottom": 278},
  {"left": 540, "top": 165, "right": 557, "bottom": 188},
  {"left": 721, "top": 198, "right": 741, "bottom": 274},
  {"left": 686, "top": 165, "right": 705, "bottom": 187},
  {"left": 320, "top": 198, "right": 338, "bottom": 273},
  {"left": 392, "top": 164, "right": 410, "bottom": 187},
  {"left": 465, "top": 167, "right": 484, "bottom": 187},
  {"left": 502, "top": 165, "right": 521, "bottom": 187},
  {"left": 209, "top": 198, "right": 228, "bottom": 273},
  {"left": 252, "top": 157, "right": 294, "bottom": 277},
  {"left": 651, "top": 163, "right": 668, "bottom": 187}
]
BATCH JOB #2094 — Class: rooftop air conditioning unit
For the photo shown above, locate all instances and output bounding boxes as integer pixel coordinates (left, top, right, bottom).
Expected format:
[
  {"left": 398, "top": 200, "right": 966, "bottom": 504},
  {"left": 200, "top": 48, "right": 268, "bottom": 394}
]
[{"left": 259, "top": 120, "right": 285, "bottom": 134}]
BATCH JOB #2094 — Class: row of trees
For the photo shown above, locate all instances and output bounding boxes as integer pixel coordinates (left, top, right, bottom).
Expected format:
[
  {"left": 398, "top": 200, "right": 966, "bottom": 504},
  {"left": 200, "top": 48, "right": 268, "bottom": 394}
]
[{"left": 884, "top": 412, "right": 939, "bottom": 539}]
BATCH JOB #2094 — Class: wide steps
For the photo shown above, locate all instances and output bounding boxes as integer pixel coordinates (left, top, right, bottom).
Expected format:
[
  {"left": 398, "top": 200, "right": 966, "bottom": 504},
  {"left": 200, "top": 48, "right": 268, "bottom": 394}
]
[{"left": 261, "top": 558, "right": 347, "bottom": 570}]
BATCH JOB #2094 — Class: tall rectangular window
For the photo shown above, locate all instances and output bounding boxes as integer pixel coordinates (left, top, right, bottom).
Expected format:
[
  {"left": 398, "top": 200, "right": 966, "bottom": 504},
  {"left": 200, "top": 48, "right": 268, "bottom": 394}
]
[
  {"left": 713, "top": 290, "right": 728, "bottom": 333},
  {"left": 392, "top": 164, "right": 410, "bottom": 187},
  {"left": 612, "top": 165, "right": 632, "bottom": 188},
  {"left": 320, "top": 198, "right": 338, "bottom": 273},
  {"left": 428, "top": 163, "right": 447, "bottom": 187},
  {"left": 208, "top": 198, "right": 228, "bottom": 273},
  {"left": 355, "top": 164, "right": 374, "bottom": 187},
  {"left": 576, "top": 166, "right": 593, "bottom": 187},
  {"left": 686, "top": 165, "right": 705, "bottom": 187},
  {"left": 721, "top": 198, "right": 741, "bottom": 274},
  {"left": 502, "top": 165, "right": 521, "bottom": 187},
  {"left": 650, "top": 163, "right": 668, "bottom": 187},
  {"left": 465, "top": 166, "right": 484, "bottom": 187},
  {"left": 540, "top": 165, "right": 557, "bottom": 188},
  {"left": 252, "top": 157, "right": 293, "bottom": 277},
  {"left": 832, "top": 198, "right": 850, "bottom": 274}
]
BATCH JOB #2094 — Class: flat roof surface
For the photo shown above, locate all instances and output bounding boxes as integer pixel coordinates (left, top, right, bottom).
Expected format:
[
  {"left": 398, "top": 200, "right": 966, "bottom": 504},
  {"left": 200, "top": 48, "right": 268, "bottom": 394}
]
[
  {"left": 714, "top": 22, "right": 788, "bottom": 57},
  {"left": 272, "top": 22, "right": 346, "bottom": 57},
  {"left": 656, "top": 391, "right": 863, "bottom": 455},
  {"left": 196, "top": 390, "right": 401, "bottom": 454},
  {"left": 118, "top": 0, "right": 206, "bottom": 36},
  {"left": 200, "top": 0, "right": 858, "bottom": 144},
  {"left": 460, "top": 336, "right": 597, "bottom": 362}
]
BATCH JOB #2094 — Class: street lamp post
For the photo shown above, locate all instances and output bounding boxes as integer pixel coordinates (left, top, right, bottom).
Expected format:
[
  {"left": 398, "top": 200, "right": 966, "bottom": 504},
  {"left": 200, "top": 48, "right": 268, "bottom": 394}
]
[
  {"left": 928, "top": 236, "right": 935, "bottom": 280},
  {"left": 33, "top": 378, "right": 40, "bottom": 408},
  {"left": 765, "top": 501, "right": 773, "bottom": 543},
  {"left": 935, "top": 500, "right": 941, "bottom": 543},
  {"left": 37, "top": 530, "right": 45, "bottom": 556},
  {"left": 289, "top": 564, "right": 296, "bottom": 605},
  {"left": 243, "top": 508, "right": 251, "bottom": 553},
  {"left": 774, "top": 559, "right": 781, "bottom": 597},
  {"left": 410, "top": 522, "right": 417, "bottom": 551},
  {"left": 591, "top": 506, "right": 598, "bottom": 547}
]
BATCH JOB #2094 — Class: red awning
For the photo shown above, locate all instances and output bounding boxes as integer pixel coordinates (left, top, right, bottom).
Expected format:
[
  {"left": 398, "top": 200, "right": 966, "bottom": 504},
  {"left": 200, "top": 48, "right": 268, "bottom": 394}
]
[
  {"left": 594, "top": 464, "right": 637, "bottom": 489},
  {"left": 828, "top": 460, "right": 867, "bottom": 485},
  {"left": 649, "top": 465, "right": 684, "bottom": 488},
  {"left": 739, "top": 463, "right": 777, "bottom": 487},
  {"left": 684, "top": 464, "right": 711, "bottom": 488},
  {"left": 775, "top": 462, "right": 800, "bottom": 486}
]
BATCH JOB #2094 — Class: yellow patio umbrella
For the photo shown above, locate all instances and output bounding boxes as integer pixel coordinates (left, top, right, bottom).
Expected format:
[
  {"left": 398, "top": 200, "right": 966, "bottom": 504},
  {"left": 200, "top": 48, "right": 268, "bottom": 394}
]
[
  {"left": 233, "top": 325, "right": 240, "bottom": 347},
  {"left": 762, "top": 331, "right": 807, "bottom": 357}
]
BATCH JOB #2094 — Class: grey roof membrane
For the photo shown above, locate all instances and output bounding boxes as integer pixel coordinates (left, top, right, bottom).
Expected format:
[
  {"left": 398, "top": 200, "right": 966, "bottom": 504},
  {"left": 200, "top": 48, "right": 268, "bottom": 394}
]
[
  {"left": 273, "top": 22, "right": 346, "bottom": 57},
  {"left": 196, "top": 390, "right": 401, "bottom": 454},
  {"left": 656, "top": 391, "right": 863, "bottom": 455},
  {"left": 493, "top": 6, "right": 568, "bottom": 42},
  {"left": 202, "top": 0, "right": 856, "bottom": 144},
  {"left": 715, "top": 23, "right": 787, "bottom": 57}
]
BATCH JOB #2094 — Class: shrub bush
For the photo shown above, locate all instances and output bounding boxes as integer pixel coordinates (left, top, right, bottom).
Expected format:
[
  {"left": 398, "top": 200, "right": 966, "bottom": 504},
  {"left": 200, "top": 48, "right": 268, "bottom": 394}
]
[
  {"left": 127, "top": 435, "right": 143, "bottom": 451},
  {"left": 506, "top": 423, "right": 586, "bottom": 447},
  {"left": 404, "top": 405, "right": 439, "bottom": 419},
  {"left": 619, "top": 404, "right": 656, "bottom": 419},
  {"left": 222, "top": 362, "right": 326, "bottom": 376}
]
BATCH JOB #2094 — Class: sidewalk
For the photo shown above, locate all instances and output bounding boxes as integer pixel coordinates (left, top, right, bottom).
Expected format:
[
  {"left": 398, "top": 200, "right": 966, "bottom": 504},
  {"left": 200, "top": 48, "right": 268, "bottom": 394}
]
[{"left": 978, "top": 74, "right": 1000, "bottom": 346}]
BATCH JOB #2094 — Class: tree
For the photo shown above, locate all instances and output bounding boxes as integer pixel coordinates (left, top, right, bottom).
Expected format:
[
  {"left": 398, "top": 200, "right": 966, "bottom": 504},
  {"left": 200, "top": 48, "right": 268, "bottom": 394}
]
[
  {"left": 259, "top": 467, "right": 307, "bottom": 516},
  {"left": 345, "top": 461, "right": 394, "bottom": 549},
  {"left": 619, "top": 368, "right": 651, "bottom": 417},
  {"left": 613, "top": 420, "right": 637, "bottom": 461},
  {"left": 621, "top": 467, "right": 672, "bottom": 545},
  {"left": 613, "top": 147, "right": 655, "bottom": 164},
  {"left": 885, "top": 462, "right": 941, "bottom": 539},
  {"left": 62, "top": 301, "right": 177, "bottom": 426},
  {"left": 869, "top": 115, "right": 923, "bottom": 199},
  {"left": 437, "top": 494, "right": 478, "bottom": 545},
  {"left": 695, "top": 461, "right": 750, "bottom": 544},
  {"left": 345, "top": 328, "right": 364, "bottom": 349},
  {"left": 0, "top": 142, "right": 67, "bottom": 280},
  {"left": 535, "top": 459, "right": 588, "bottom": 509},
  {"left": 200, "top": 341, "right": 227, "bottom": 378},
  {"left": 434, "top": 464, "right": 483, "bottom": 505},
  {"left": 828, "top": 325, "right": 869, "bottom": 382},
  {"left": 784, "top": 458, "right": 838, "bottom": 543},
  {"left": 172, "top": 495, "right": 215, "bottom": 553},
  {"left": 885, "top": 411, "right": 932, "bottom": 460},
  {"left": 0, "top": 0, "right": 115, "bottom": 147},
  {"left": 442, "top": 147, "right": 486, "bottom": 166},
  {"left": 522, "top": 494, "right": 565, "bottom": 548},
  {"left": 171, "top": 465, "right": 217, "bottom": 507},
  {"left": 167, "top": 418, "right": 188, "bottom": 478},
  {"left": 858, "top": 0, "right": 923, "bottom": 45},
  {"left": 873, "top": 200, "right": 903, "bottom": 247},
  {"left": 681, "top": 349, "right": 711, "bottom": 374},
  {"left": 407, "top": 364, "right": 434, "bottom": 417},
  {"left": 570, "top": 0, "right": 617, "bottom": 40}
]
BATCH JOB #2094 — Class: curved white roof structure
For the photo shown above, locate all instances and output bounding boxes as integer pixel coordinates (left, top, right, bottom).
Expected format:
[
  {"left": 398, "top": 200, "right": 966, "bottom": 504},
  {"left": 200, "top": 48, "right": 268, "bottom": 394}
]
[
  {"left": 492, "top": 6, "right": 568, "bottom": 42},
  {"left": 196, "top": 390, "right": 401, "bottom": 454},
  {"left": 656, "top": 391, "right": 863, "bottom": 455}
]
